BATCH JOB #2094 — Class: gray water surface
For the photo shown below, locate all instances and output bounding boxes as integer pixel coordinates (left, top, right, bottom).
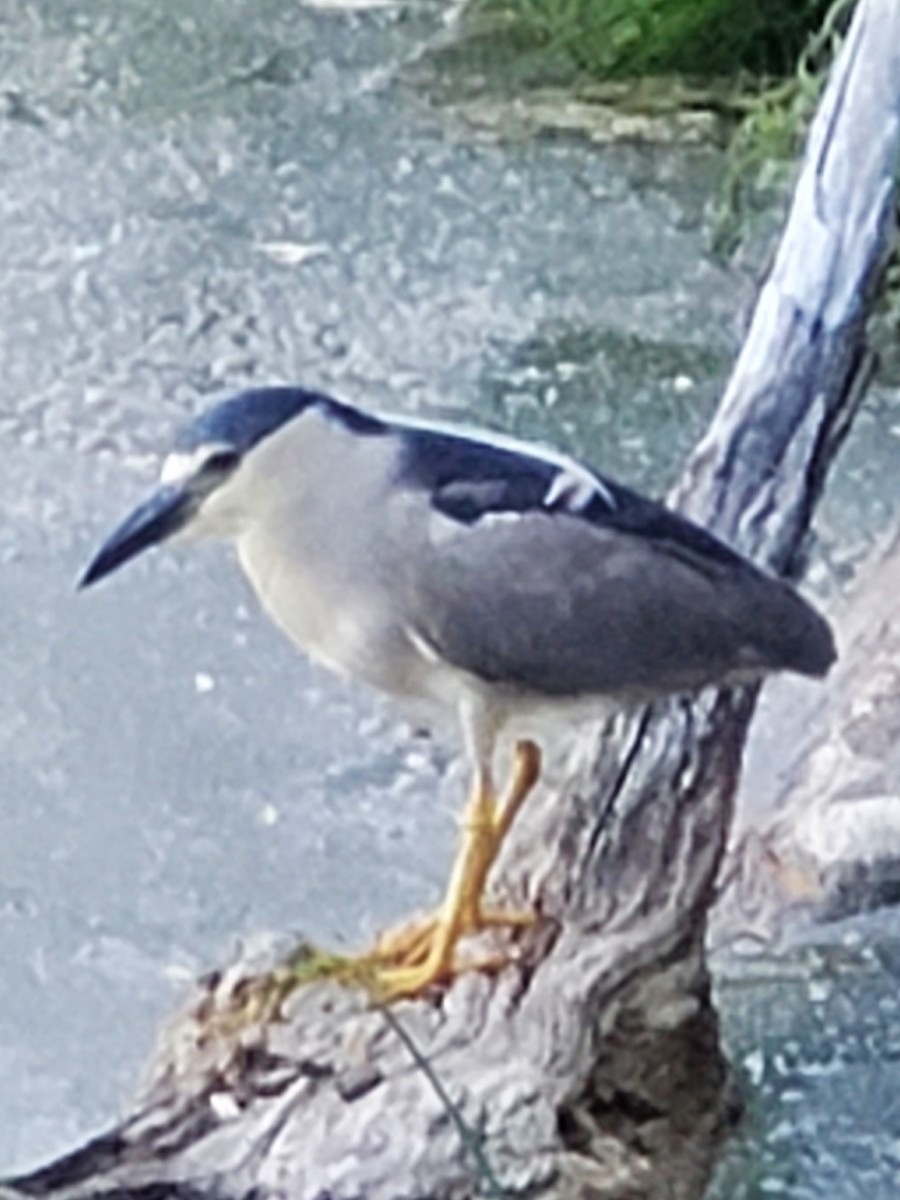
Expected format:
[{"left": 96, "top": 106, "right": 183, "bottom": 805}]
[
  {"left": 710, "top": 927, "right": 900, "bottom": 1200},
  {"left": 2, "top": 0, "right": 900, "bottom": 1189}
]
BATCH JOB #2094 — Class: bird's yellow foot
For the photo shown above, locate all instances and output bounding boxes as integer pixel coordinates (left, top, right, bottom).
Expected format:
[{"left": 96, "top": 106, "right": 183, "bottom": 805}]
[
  {"left": 369, "top": 955, "right": 454, "bottom": 1001},
  {"left": 366, "top": 938, "right": 520, "bottom": 1001},
  {"left": 367, "top": 950, "right": 508, "bottom": 998},
  {"left": 363, "top": 739, "right": 542, "bottom": 999},
  {"left": 371, "top": 904, "right": 535, "bottom": 969}
]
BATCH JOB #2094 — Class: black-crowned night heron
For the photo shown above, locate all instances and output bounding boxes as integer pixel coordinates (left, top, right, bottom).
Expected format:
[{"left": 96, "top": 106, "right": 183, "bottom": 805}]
[{"left": 80, "top": 386, "right": 835, "bottom": 997}]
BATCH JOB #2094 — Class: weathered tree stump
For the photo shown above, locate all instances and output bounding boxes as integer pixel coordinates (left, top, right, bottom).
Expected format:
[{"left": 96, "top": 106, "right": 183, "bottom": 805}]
[
  {"left": 715, "top": 520, "right": 900, "bottom": 938},
  {"left": 7, "top": 2, "right": 900, "bottom": 1197}
]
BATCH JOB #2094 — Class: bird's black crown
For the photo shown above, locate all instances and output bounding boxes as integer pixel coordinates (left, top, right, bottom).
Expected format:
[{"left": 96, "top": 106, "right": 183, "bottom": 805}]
[{"left": 174, "top": 387, "right": 386, "bottom": 457}]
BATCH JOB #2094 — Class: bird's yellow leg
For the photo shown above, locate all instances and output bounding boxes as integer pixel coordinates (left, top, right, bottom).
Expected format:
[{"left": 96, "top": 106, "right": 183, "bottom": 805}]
[
  {"left": 372, "top": 740, "right": 542, "bottom": 965},
  {"left": 458, "top": 738, "right": 541, "bottom": 930},
  {"left": 371, "top": 740, "right": 541, "bottom": 998},
  {"left": 369, "top": 768, "right": 497, "bottom": 973}
]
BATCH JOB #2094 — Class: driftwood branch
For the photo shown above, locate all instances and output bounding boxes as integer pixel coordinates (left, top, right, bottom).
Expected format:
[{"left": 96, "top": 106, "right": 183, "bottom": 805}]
[{"left": 7, "top": 2, "right": 900, "bottom": 1198}]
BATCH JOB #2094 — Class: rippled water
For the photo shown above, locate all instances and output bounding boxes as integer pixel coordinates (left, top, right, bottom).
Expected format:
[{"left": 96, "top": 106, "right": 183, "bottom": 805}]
[
  {"left": 710, "top": 926, "right": 900, "bottom": 1200},
  {"left": 1, "top": 0, "right": 899, "bottom": 1188}
]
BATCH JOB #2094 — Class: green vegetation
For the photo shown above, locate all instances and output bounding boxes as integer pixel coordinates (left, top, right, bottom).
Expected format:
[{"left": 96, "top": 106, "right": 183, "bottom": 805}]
[
  {"left": 465, "top": 0, "right": 833, "bottom": 82},
  {"left": 714, "top": 0, "right": 855, "bottom": 253},
  {"left": 438, "top": 2, "right": 864, "bottom": 251}
]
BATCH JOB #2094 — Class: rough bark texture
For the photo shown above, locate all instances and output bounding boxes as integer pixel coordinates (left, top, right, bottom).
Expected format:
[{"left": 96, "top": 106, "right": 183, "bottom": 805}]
[
  {"left": 7, "top": 2, "right": 900, "bottom": 1198},
  {"left": 713, "top": 522, "right": 900, "bottom": 940}
]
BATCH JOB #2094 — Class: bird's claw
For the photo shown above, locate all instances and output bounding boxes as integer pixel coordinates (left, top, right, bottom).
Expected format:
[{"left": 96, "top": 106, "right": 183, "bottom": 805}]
[{"left": 371, "top": 904, "right": 535, "bottom": 969}]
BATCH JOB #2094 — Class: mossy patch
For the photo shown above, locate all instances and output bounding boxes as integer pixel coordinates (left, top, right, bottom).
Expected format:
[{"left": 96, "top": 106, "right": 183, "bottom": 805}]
[{"left": 463, "top": 0, "right": 832, "bottom": 84}]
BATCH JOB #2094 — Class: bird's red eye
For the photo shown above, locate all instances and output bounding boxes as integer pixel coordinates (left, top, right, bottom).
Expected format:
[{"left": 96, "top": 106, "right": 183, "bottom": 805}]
[{"left": 203, "top": 449, "right": 240, "bottom": 474}]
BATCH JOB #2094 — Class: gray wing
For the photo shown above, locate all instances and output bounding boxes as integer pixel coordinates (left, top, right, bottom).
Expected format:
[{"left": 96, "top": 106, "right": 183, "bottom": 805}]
[{"left": 408, "top": 510, "right": 828, "bottom": 700}]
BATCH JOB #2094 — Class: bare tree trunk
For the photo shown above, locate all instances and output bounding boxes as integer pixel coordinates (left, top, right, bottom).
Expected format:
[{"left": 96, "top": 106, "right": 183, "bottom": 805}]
[{"left": 7, "top": 3, "right": 900, "bottom": 1198}]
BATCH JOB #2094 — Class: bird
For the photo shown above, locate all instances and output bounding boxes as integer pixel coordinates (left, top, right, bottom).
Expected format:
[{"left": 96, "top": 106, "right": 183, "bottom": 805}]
[{"left": 80, "top": 385, "right": 835, "bottom": 998}]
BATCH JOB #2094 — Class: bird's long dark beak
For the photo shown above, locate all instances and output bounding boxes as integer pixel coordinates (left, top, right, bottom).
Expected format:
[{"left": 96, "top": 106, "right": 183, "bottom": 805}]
[{"left": 79, "top": 484, "right": 195, "bottom": 589}]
